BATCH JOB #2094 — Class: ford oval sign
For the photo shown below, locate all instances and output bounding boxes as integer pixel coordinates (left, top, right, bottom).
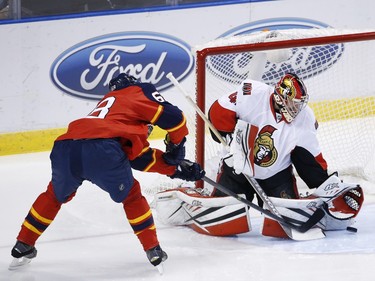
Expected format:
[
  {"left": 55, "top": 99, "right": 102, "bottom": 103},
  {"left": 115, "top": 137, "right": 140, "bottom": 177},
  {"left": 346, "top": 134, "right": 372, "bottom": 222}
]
[
  {"left": 50, "top": 31, "right": 194, "bottom": 100},
  {"left": 208, "top": 18, "right": 344, "bottom": 84}
]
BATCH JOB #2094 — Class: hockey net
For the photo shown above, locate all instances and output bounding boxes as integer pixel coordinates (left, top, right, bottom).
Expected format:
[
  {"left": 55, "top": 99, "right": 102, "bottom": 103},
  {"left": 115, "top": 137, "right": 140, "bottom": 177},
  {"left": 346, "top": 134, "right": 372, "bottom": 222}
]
[
  {"left": 192, "top": 28, "right": 375, "bottom": 194},
  {"left": 142, "top": 28, "right": 375, "bottom": 198}
]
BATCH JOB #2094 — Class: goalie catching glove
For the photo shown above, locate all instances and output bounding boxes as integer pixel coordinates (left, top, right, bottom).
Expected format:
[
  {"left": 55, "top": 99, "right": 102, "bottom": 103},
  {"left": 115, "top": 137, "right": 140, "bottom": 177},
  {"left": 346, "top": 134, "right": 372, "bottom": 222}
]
[
  {"left": 265, "top": 173, "right": 364, "bottom": 235},
  {"left": 169, "top": 159, "right": 205, "bottom": 181},
  {"left": 162, "top": 135, "right": 186, "bottom": 165}
]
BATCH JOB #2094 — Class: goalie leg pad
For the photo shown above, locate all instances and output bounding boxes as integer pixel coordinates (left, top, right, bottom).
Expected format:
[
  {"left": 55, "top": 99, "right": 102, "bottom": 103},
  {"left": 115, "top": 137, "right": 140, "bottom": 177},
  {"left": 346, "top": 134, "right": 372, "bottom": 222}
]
[
  {"left": 154, "top": 188, "right": 252, "bottom": 236},
  {"left": 183, "top": 201, "right": 251, "bottom": 236},
  {"left": 154, "top": 189, "right": 189, "bottom": 226},
  {"left": 260, "top": 196, "right": 322, "bottom": 238},
  {"left": 261, "top": 217, "right": 289, "bottom": 239}
]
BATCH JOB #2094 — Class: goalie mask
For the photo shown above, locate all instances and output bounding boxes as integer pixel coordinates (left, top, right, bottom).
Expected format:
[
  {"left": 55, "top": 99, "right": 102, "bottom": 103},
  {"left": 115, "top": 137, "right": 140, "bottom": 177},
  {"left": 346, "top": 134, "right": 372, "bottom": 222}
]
[
  {"left": 273, "top": 73, "right": 309, "bottom": 123},
  {"left": 109, "top": 73, "right": 138, "bottom": 91}
]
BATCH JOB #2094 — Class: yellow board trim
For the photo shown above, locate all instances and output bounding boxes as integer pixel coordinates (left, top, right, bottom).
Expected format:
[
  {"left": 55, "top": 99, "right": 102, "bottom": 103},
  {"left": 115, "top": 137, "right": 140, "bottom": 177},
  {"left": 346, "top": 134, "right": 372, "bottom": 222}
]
[
  {"left": 0, "top": 128, "right": 66, "bottom": 156},
  {"left": 0, "top": 126, "right": 166, "bottom": 156},
  {"left": 310, "top": 96, "right": 375, "bottom": 122},
  {"left": 1, "top": 97, "right": 374, "bottom": 156}
]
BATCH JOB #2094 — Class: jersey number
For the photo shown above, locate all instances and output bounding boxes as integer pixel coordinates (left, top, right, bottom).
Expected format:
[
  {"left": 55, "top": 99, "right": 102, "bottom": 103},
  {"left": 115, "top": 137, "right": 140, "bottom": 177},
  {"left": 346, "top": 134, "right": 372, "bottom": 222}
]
[
  {"left": 86, "top": 97, "right": 116, "bottom": 119},
  {"left": 152, "top": 91, "right": 165, "bottom": 102}
]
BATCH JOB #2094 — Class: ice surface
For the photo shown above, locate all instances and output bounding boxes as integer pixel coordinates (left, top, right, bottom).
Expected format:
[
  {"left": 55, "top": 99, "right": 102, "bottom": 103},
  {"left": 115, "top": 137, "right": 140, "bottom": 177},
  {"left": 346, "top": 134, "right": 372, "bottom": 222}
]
[{"left": 1, "top": 151, "right": 375, "bottom": 281}]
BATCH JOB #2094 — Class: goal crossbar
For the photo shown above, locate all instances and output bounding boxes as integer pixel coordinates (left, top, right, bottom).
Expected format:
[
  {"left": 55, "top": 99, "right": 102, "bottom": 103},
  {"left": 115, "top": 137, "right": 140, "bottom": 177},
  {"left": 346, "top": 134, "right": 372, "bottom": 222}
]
[{"left": 195, "top": 30, "right": 375, "bottom": 168}]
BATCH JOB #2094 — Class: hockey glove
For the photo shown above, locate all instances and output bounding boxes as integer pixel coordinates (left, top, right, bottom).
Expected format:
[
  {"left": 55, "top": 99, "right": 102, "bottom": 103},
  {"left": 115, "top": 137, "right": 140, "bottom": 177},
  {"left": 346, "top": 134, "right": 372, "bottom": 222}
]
[
  {"left": 169, "top": 159, "right": 205, "bottom": 181},
  {"left": 324, "top": 186, "right": 364, "bottom": 220},
  {"left": 162, "top": 135, "right": 186, "bottom": 165}
]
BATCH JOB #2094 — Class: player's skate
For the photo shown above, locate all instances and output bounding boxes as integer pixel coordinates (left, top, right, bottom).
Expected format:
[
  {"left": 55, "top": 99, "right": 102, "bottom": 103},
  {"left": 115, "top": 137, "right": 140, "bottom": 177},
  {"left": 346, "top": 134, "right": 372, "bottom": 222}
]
[
  {"left": 9, "top": 241, "right": 37, "bottom": 270},
  {"left": 146, "top": 245, "right": 168, "bottom": 274}
]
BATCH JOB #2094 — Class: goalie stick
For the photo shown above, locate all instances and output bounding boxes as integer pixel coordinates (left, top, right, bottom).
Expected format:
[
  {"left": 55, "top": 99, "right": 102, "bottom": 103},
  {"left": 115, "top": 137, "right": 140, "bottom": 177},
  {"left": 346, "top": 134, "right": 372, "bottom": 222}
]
[{"left": 167, "top": 72, "right": 325, "bottom": 240}]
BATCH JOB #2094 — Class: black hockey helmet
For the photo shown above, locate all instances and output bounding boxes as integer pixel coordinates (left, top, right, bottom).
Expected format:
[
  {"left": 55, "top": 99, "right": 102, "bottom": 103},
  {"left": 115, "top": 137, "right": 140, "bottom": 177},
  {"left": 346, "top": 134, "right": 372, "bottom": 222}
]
[{"left": 109, "top": 73, "right": 138, "bottom": 91}]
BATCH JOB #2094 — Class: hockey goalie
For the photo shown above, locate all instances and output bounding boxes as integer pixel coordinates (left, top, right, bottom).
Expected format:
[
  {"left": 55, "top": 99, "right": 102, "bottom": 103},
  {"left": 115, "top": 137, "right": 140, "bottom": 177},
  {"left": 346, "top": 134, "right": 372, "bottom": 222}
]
[{"left": 153, "top": 73, "right": 364, "bottom": 239}]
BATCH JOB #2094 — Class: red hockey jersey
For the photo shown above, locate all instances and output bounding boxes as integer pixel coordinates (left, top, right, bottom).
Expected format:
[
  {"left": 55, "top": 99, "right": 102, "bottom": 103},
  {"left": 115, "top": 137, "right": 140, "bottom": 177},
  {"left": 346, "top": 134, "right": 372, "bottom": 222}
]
[{"left": 56, "top": 83, "right": 188, "bottom": 161}]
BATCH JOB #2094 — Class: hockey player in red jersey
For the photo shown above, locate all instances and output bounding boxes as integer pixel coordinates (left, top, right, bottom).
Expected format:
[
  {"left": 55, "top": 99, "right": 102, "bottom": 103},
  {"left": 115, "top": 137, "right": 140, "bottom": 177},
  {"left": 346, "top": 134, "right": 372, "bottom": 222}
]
[{"left": 9, "top": 73, "right": 205, "bottom": 271}]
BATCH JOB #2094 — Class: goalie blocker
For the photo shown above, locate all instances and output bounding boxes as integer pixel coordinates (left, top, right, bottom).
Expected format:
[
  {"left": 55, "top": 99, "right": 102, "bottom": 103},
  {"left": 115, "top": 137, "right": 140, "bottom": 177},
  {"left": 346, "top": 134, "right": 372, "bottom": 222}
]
[{"left": 154, "top": 173, "right": 364, "bottom": 238}]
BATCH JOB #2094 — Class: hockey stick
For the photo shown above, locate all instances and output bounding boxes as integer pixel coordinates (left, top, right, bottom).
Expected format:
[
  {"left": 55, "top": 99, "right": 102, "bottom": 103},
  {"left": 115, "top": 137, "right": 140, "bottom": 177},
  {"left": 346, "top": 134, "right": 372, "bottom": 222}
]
[
  {"left": 202, "top": 176, "right": 324, "bottom": 234},
  {"left": 167, "top": 72, "right": 325, "bottom": 239},
  {"left": 166, "top": 72, "right": 230, "bottom": 151}
]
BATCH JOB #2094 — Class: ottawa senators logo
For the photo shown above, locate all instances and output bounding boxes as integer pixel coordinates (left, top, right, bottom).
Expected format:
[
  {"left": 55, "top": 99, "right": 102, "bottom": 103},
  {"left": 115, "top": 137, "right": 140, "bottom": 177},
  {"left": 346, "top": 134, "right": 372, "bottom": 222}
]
[{"left": 254, "top": 125, "right": 278, "bottom": 167}]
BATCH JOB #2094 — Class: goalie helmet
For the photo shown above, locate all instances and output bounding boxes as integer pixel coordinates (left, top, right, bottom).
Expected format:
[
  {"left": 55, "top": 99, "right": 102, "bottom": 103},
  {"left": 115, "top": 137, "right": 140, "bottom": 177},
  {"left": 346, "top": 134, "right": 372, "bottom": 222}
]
[
  {"left": 273, "top": 73, "right": 309, "bottom": 123},
  {"left": 109, "top": 73, "right": 138, "bottom": 91}
]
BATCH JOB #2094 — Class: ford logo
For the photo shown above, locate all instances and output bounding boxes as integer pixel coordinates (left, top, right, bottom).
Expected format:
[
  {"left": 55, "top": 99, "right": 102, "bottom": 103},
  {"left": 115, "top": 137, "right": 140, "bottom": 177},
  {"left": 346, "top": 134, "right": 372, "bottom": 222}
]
[
  {"left": 207, "top": 18, "right": 344, "bottom": 84},
  {"left": 50, "top": 31, "right": 194, "bottom": 100}
]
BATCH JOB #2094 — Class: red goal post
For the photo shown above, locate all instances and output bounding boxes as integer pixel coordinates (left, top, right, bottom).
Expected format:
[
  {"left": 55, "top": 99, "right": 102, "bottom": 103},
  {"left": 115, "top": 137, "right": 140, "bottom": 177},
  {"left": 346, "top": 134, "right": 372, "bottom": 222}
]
[{"left": 193, "top": 29, "right": 375, "bottom": 189}]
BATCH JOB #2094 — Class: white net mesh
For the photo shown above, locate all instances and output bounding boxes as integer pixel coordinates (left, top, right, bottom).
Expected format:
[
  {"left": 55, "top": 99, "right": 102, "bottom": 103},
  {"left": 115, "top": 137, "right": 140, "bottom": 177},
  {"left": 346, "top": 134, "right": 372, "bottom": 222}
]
[
  {"left": 194, "top": 28, "right": 375, "bottom": 194},
  {"left": 141, "top": 28, "right": 375, "bottom": 198}
]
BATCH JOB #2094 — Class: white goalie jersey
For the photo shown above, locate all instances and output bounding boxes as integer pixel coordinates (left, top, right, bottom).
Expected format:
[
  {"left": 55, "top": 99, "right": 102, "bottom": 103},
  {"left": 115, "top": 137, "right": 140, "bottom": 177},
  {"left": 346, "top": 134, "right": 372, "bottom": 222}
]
[{"left": 216, "top": 79, "right": 323, "bottom": 179}]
